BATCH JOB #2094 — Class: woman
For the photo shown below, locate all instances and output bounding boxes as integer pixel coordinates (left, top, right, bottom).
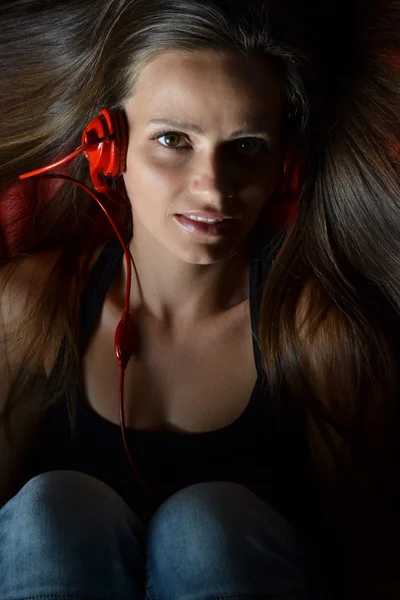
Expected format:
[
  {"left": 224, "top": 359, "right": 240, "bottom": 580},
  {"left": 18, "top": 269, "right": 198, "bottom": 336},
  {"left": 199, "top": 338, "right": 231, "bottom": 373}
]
[{"left": 0, "top": 0, "right": 399, "bottom": 599}]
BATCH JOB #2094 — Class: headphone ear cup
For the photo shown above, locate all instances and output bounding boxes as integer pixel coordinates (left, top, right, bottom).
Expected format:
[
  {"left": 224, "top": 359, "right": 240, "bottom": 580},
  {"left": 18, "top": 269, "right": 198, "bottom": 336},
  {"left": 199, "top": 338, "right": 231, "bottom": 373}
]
[
  {"left": 82, "top": 108, "right": 128, "bottom": 194},
  {"left": 112, "top": 110, "right": 128, "bottom": 176}
]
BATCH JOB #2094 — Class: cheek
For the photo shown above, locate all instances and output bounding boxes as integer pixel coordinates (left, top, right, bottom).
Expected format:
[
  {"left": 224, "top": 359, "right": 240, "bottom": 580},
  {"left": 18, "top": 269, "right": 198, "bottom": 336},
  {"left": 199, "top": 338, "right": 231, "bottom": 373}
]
[
  {"left": 261, "top": 148, "right": 282, "bottom": 193},
  {"left": 123, "top": 146, "right": 185, "bottom": 206},
  {"left": 242, "top": 151, "right": 282, "bottom": 209}
]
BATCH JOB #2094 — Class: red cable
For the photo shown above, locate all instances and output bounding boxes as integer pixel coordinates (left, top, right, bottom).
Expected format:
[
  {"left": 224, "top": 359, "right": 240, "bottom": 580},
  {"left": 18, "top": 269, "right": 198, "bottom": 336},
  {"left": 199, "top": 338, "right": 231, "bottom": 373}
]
[
  {"left": 18, "top": 170, "right": 160, "bottom": 505},
  {"left": 18, "top": 142, "right": 105, "bottom": 179},
  {"left": 119, "top": 368, "right": 161, "bottom": 503},
  {"left": 24, "top": 173, "right": 131, "bottom": 310}
]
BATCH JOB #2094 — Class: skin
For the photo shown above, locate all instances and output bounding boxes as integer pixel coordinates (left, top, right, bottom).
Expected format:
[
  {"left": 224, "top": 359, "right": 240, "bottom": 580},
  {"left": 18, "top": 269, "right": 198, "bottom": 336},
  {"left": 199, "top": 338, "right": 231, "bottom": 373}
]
[
  {"left": 81, "top": 49, "right": 284, "bottom": 432},
  {"left": 122, "top": 49, "right": 283, "bottom": 323},
  {"left": 0, "top": 50, "right": 286, "bottom": 499}
]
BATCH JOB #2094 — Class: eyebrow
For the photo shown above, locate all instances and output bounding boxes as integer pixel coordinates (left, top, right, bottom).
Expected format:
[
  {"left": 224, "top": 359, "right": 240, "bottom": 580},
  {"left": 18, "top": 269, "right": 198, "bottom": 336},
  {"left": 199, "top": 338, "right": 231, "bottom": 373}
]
[{"left": 147, "top": 119, "right": 273, "bottom": 138}]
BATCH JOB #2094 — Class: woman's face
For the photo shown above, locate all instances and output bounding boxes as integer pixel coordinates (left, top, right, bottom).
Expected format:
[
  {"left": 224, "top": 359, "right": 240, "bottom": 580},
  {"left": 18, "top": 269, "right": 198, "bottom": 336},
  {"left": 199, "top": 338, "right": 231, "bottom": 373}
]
[{"left": 123, "top": 50, "right": 282, "bottom": 264}]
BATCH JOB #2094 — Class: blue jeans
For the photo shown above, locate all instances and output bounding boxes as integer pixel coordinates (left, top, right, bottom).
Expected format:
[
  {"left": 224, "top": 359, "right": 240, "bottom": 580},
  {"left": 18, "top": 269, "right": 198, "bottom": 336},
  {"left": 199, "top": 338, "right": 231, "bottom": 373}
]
[{"left": 0, "top": 471, "right": 319, "bottom": 600}]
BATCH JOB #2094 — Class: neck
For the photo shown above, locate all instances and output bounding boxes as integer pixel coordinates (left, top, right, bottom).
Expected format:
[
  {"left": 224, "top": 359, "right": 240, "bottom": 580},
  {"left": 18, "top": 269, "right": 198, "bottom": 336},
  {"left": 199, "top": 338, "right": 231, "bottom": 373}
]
[{"left": 125, "top": 230, "right": 250, "bottom": 324}]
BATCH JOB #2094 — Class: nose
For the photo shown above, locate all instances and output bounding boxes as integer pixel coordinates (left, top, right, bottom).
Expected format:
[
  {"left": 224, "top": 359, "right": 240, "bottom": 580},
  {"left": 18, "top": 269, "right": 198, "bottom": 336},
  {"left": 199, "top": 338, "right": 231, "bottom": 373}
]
[{"left": 188, "top": 149, "right": 233, "bottom": 201}]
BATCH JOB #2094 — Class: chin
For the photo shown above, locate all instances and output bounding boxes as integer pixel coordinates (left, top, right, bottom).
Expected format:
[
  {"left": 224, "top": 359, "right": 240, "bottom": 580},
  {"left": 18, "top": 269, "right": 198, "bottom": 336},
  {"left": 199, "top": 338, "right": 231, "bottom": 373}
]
[{"left": 172, "top": 241, "right": 244, "bottom": 265}]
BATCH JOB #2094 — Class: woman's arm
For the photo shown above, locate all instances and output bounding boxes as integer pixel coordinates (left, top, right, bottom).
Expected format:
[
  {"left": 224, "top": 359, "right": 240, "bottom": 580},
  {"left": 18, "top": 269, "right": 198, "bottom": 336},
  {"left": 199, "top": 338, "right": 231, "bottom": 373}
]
[{"left": 0, "top": 253, "right": 59, "bottom": 506}]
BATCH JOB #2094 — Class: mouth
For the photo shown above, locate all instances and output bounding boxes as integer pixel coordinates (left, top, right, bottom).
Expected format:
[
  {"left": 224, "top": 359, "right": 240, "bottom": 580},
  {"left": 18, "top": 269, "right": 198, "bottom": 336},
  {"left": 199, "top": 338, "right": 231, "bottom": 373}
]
[
  {"left": 174, "top": 212, "right": 239, "bottom": 237},
  {"left": 182, "top": 214, "right": 233, "bottom": 223}
]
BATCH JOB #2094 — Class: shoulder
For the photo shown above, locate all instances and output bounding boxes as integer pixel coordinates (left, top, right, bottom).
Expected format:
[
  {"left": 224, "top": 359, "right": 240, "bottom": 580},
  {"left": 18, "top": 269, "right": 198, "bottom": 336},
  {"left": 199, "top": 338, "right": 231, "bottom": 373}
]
[
  {"left": 0, "top": 250, "right": 66, "bottom": 381},
  {"left": 0, "top": 241, "right": 107, "bottom": 324},
  {"left": 0, "top": 250, "right": 61, "bottom": 329},
  {"left": 0, "top": 250, "right": 64, "bottom": 505}
]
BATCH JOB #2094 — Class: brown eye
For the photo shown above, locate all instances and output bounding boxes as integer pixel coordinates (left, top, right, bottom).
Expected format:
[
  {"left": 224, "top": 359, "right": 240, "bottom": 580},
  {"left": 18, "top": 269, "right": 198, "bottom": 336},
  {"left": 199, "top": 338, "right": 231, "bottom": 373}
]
[
  {"left": 157, "top": 132, "right": 186, "bottom": 148},
  {"left": 236, "top": 138, "right": 265, "bottom": 155}
]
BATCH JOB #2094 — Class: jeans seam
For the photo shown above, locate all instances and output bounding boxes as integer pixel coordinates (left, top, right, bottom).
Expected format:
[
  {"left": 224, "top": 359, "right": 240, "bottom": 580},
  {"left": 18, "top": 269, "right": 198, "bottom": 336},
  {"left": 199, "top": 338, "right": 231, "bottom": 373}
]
[
  {"left": 212, "top": 586, "right": 310, "bottom": 599},
  {"left": 12, "top": 596, "right": 113, "bottom": 600},
  {"left": 212, "top": 595, "right": 307, "bottom": 600},
  {"left": 210, "top": 594, "right": 307, "bottom": 600},
  {"left": 145, "top": 580, "right": 157, "bottom": 600},
  {"left": 146, "top": 587, "right": 308, "bottom": 600}
]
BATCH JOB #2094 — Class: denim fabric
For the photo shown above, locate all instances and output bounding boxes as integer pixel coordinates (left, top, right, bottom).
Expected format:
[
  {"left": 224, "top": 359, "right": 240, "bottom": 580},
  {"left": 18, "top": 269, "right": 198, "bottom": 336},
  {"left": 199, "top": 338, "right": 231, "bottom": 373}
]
[{"left": 0, "top": 471, "right": 319, "bottom": 600}]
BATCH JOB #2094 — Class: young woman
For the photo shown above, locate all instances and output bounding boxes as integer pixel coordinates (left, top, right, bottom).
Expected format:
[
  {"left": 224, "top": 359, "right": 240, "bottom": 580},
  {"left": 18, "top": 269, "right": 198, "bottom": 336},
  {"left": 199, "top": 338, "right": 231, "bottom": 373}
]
[{"left": 0, "top": 1, "right": 399, "bottom": 599}]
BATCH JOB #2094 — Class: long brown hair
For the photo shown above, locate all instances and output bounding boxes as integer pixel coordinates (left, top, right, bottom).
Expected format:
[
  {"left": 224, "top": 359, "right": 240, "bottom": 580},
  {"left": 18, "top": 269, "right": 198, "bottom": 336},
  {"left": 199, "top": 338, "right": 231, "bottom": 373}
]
[
  {"left": 1, "top": 0, "right": 399, "bottom": 595},
  {"left": 0, "top": 0, "right": 309, "bottom": 422},
  {"left": 259, "top": 1, "right": 400, "bottom": 592}
]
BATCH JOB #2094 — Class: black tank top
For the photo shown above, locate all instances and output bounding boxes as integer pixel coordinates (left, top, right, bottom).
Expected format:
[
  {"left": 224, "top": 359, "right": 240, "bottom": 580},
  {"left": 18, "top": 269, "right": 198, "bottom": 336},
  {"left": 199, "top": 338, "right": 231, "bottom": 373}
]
[{"left": 35, "top": 237, "right": 318, "bottom": 531}]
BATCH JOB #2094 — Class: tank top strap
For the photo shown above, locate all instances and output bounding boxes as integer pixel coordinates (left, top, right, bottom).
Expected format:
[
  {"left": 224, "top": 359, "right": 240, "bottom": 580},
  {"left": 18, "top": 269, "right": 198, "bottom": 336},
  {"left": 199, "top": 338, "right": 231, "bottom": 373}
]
[
  {"left": 248, "top": 237, "right": 281, "bottom": 380},
  {"left": 78, "top": 236, "right": 127, "bottom": 356}
]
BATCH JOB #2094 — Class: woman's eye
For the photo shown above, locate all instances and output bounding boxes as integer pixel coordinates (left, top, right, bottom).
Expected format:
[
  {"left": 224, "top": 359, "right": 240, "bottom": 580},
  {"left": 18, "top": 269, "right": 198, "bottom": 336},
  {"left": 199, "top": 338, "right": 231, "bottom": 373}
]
[
  {"left": 152, "top": 132, "right": 269, "bottom": 156},
  {"left": 155, "top": 132, "right": 189, "bottom": 149},
  {"left": 235, "top": 138, "right": 266, "bottom": 155}
]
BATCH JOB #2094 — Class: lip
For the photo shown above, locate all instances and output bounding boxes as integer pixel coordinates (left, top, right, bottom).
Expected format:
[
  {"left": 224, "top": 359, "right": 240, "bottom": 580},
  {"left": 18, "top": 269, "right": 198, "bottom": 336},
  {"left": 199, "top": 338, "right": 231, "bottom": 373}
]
[
  {"left": 174, "top": 213, "right": 238, "bottom": 237},
  {"left": 181, "top": 211, "right": 239, "bottom": 220}
]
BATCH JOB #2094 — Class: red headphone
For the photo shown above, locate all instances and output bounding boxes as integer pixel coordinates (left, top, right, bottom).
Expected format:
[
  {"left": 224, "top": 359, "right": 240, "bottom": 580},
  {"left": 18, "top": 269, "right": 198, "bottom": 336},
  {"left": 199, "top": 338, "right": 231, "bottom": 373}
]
[
  {"left": 22, "top": 106, "right": 299, "bottom": 200},
  {"left": 19, "top": 108, "right": 157, "bottom": 501},
  {"left": 81, "top": 108, "right": 300, "bottom": 199},
  {"left": 20, "top": 107, "right": 129, "bottom": 199},
  {"left": 19, "top": 107, "right": 301, "bottom": 504},
  {"left": 81, "top": 108, "right": 129, "bottom": 195}
]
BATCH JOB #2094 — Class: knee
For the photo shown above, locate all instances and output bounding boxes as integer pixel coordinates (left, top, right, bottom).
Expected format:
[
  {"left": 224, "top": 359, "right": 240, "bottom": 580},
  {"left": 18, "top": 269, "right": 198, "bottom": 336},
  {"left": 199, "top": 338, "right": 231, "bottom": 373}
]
[
  {"left": 11, "top": 469, "right": 115, "bottom": 508},
  {"left": 148, "top": 481, "right": 237, "bottom": 567},
  {"left": 148, "top": 480, "right": 296, "bottom": 556},
  {"left": 146, "top": 481, "right": 309, "bottom": 598},
  {"left": 1, "top": 472, "right": 147, "bottom": 597},
  {"left": 2, "top": 470, "right": 144, "bottom": 552},
  {"left": 9, "top": 470, "right": 124, "bottom": 521}
]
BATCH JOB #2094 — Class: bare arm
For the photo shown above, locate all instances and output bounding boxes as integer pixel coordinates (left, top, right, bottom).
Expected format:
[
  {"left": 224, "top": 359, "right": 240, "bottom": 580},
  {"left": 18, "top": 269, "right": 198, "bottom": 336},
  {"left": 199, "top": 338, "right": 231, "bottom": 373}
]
[{"left": 0, "top": 254, "right": 58, "bottom": 506}]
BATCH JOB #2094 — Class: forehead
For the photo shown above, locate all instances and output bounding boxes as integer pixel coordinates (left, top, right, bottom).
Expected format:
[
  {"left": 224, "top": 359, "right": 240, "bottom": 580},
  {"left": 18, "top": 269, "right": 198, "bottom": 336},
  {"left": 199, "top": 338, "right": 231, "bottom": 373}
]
[{"left": 127, "top": 50, "right": 282, "bottom": 132}]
